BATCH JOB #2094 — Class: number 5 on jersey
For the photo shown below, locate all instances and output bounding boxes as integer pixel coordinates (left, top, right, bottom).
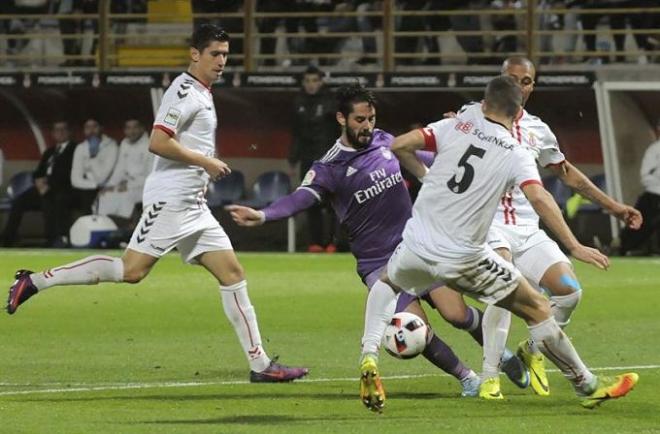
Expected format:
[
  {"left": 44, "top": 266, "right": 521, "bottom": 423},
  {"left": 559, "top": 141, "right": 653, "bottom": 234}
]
[{"left": 447, "top": 145, "right": 486, "bottom": 194}]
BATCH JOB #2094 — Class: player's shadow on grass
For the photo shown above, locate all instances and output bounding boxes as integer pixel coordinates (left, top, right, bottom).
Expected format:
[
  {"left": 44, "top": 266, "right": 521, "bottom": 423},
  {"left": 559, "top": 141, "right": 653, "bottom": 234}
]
[
  {"left": 19, "top": 390, "right": 456, "bottom": 403},
  {"left": 140, "top": 415, "right": 299, "bottom": 425},
  {"left": 19, "top": 391, "right": 352, "bottom": 403}
]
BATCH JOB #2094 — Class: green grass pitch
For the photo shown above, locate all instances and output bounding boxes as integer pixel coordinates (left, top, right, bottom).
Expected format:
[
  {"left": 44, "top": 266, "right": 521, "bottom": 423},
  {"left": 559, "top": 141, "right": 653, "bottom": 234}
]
[{"left": 0, "top": 250, "right": 659, "bottom": 433}]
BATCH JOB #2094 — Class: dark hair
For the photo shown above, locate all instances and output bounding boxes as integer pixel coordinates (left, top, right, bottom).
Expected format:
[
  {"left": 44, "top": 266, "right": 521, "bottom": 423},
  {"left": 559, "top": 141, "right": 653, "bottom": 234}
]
[
  {"left": 303, "top": 65, "right": 323, "bottom": 78},
  {"left": 484, "top": 76, "right": 522, "bottom": 118},
  {"left": 191, "top": 24, "right": 229, "bottom": 52},
  {"left": 336, "top": 83, "right": 377, "bottom": 119}
]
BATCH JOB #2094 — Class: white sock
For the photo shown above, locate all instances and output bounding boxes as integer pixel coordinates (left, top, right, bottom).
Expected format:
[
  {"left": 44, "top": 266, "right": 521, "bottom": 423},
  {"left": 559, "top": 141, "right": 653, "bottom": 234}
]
[
  {"left": 30, "top": 255, "right": 124, "bottom": 290},
  {"left": 220, "top": 281, "right": 270, "bottom": 372},
  {"left": 528, "top": 317, "right": 594, "bottom": 388},
  {"left": 482, "top": 305, "right": 511, "bottom": 379},
  {"left": 550, "top": 291, "right": 582, "bottom": 328},
  {"left": 361, "top": 279, "right": 397, "bottom": 357}
]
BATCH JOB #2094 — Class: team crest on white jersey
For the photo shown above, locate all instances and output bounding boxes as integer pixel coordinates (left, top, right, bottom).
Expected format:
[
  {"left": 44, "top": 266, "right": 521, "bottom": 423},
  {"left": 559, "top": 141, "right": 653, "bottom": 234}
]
[
  {"left": 380, "top": 147, "right": 393, "bottom": 160},
  {"left": 346, "top": 166, "right": 357, "bottom": 177},
  {"left": 527, "top": 131, "right": 538, "bottom": 148}
]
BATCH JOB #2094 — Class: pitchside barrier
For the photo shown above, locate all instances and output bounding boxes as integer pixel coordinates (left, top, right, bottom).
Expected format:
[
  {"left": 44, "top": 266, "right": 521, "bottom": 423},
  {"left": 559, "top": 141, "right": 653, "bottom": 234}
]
[{"left": 1, "top": 71, "right": 656, "bottom": 250}]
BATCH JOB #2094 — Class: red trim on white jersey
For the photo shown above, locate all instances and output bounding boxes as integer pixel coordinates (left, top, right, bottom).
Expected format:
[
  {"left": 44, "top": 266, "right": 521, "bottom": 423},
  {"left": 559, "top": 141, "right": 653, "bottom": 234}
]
[
  {"left": 514, "top": 118, "right": 523, "bottom": 144},
  {"left": 501, "top": 192, "right": 516, "bottom": 225},
  {"left": 520, "top": 179, "right": 543, "bottom": 188},
  {"left": 419, "top": 128, "right": 437, "bottom": 152},
  {"left": 153, "top": 124, "right": 175, "bottom": 137}
]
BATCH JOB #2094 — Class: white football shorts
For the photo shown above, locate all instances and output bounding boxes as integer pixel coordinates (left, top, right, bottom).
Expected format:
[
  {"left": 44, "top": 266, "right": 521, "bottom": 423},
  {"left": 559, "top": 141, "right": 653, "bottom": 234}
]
[
  {"left": 387, "top": 242, "right": 521, "bottom": 305},
  {"left": 487, "top": 223, "right": 571, "bottom": 286},
  {"left": 127, "top": 201, "right": 232, "bottom": 264}
]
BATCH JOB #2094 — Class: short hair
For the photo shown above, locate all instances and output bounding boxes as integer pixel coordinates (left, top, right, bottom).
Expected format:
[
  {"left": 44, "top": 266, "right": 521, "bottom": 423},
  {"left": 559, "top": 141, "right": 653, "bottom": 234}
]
[
  {"left": 501, "top": 56, "right": 535, "bottom": 75},
  {"left": 336, "top": 83, "right": 377, "bottom": 119},
  {"left": 303, "top": 65, "right": 323, "bottom": 78},
  {"left": 484, "top": 76, "right": 522, "bottom": 118},
  {"left": 191, "top": 24, "right": 229, "bottom": 52}
]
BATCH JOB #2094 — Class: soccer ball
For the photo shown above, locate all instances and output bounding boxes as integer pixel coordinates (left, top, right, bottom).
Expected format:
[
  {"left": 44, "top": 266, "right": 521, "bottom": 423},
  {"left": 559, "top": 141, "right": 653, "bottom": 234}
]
[{"left": 382, "top": 312, "right": 429, "bottom": 359}]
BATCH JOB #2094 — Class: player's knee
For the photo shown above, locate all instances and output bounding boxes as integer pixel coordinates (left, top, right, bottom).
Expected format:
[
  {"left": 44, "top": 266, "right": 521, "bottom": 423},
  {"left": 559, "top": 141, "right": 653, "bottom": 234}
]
[
  {"left": 123, "top": 266, "right": 148, "bottom": 284},
  {"left": 444, "top": 310, "right": 469, "bottom": 329},
  {"left": 221, "top": 264, "right": 245, "bottom": 286},
  {"left": 550, "top": 290, "right": 582, "bottom": 328},
  {"left": 528, "top": 293, "right": 552, "bottom": 321}
]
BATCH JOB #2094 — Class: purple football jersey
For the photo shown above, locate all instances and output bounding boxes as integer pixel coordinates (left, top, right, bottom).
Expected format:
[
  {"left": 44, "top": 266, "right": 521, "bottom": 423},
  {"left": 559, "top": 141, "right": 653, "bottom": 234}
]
[{"left": 299, "top": 129, "right": 413, "bottom": 279}]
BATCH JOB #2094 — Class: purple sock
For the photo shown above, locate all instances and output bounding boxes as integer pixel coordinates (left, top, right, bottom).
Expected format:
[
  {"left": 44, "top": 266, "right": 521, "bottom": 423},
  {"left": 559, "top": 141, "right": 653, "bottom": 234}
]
[
  {"left": 422, "top": 331, "right": 472, "bottom": 380},
  {"left": 451, "top": 306, "right": 483, "bottom": 346}
]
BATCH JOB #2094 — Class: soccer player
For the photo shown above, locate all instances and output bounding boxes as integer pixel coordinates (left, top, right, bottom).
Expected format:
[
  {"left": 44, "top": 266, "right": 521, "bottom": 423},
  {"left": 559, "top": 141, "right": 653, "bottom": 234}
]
[
  {"left": 359, "top": 76, "right": 638, "bottom": 412},
  {"left": 227, "top": 83, "right": 528, "bottom": 397},
  {"left": 6, "top": 24, "right": 308, "bottom": 383},
  {"left": 464, "top": 56, "right": 642, "bottom": 399}
]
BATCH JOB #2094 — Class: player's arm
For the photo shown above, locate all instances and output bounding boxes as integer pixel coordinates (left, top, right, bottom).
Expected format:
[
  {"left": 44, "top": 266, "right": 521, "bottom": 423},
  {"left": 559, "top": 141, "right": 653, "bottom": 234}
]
[
  {"left": 226, "top": 189, "right": 318, "bottom": 227},
  {"left": 549, "top": 160, "right": 642, "bottom": 229},
  {"left": 522, "top": 182, "right": 609, "bottom": 270},
  {"left": 149, "top": 128, "right": 230, "bottom": 179},
  {"left": 392, "top": 129, "right": 429, "bottom": 180}
]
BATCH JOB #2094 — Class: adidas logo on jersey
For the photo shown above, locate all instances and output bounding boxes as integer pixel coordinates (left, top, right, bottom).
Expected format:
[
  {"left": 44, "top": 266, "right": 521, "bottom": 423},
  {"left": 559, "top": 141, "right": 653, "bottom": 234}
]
[{"left": 346, "top": 166, "right": 357, "bottom": 177}]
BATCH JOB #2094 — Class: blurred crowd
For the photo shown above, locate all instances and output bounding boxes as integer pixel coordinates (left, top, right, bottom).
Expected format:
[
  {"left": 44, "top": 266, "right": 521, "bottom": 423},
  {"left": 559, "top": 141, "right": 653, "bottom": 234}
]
[{"left": 1, "top": 0, "right": 659, "bottom": 68}]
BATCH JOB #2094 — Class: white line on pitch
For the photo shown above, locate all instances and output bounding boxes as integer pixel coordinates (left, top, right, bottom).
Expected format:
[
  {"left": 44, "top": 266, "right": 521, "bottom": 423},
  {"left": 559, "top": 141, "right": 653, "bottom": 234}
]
[{"left": 0, "top": 364, "right": 658, "bottom": 397}]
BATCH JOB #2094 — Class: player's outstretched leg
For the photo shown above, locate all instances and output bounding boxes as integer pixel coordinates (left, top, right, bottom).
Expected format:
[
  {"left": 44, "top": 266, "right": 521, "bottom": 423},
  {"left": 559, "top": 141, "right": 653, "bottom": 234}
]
[
  {"left": 580, "top": 373, "right": 639, "bottom": 409},
  {"left": 7, "top": 255, "right": 125, "bottom": 314},
  {"left": 505, "top": 280, "right": 638, "bottom": 408},
  {"left": 7, "top": 270, "right": 38, "bottom": 314}
]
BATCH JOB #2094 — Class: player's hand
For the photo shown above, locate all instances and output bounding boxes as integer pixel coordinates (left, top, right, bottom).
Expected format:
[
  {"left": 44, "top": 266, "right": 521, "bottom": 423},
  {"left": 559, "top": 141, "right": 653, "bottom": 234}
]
[
  {"left": 611, "top": 204, "right": 643, "bottom": 230},
  {"left": 203, "top": 157, "right": 231, "bottom": 180},
  {"left": 570, "top": 244, "right": 609, "bottom": 270},
  {"left": 225, "top": 205, "right": 265, "bottom": 227},
  {"left": 443, "top": 111, "right": 457, "bottom": 119}
]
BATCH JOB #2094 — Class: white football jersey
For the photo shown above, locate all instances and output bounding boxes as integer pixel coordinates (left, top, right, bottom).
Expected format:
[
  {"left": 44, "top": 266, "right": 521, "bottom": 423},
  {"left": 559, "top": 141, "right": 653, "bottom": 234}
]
[
  {"left": 143, "top": 72, "right": 217, "bottom": 207},
  {"left": 458, "top": 102, "right": 565, "bottom": 227},
  {"left": 403, "top": 109, "right": 541, "bottom": 261}
]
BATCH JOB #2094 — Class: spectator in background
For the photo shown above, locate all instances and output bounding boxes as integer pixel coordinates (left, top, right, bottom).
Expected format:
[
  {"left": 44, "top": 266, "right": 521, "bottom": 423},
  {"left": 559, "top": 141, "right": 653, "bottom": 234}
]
[
  {"left": 257, "top": 0, "right": 326, "bottom": 67},
  {"left": 0, "top": 147, "right": 4, "bottom": 185},
  {"left": 57, "top": 0, "right": 99, "bottom": 66},
  {"left": 1, "top": 121, "right": 77, "bottom": 247},
  {"left": 395, "top": 0, "right": 427, "bottom": 65},
  {"left": 316, "top": 1, "right": 379, "bottom": 66},
  {"left": 490, "top": 0, "right": 522, "bottom": 54},
  {"left": 289, "top": 66, "right": 340, "bottom": 253},
  {"left": 620, "top": 119, "right": 660, "bottom": 255},
  {"left": 96, "top": 119, "right": 152, "bottom": 229},
  {"left": 399, "top": 0, "right": 486, "bottom": 66},
  {"left": 7, "top": 0, "right": 49, "bottom": 57},
  {"left": 71, "top": 118, "right": 118, "bottom": 215},
  {"left": 576, "top": 0, "right": 632, "bottom": 63}
]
